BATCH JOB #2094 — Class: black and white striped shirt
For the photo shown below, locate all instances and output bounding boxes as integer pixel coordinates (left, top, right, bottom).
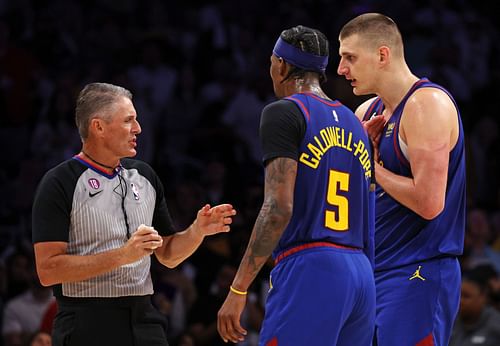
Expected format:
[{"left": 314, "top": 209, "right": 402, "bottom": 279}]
[{"left": 32, "top": 156, "right": 175, "bottom": 298}]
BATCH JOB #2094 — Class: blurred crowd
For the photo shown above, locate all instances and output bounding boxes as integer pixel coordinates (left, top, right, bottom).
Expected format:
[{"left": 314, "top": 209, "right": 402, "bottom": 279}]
[{"left": 1, "top": 0, "right": 500, "bottom": 345}]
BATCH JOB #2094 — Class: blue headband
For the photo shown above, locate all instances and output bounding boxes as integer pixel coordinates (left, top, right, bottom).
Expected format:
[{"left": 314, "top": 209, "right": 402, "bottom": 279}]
[{"left": 273, "top": 37, "right": 328, "bottom": 72}]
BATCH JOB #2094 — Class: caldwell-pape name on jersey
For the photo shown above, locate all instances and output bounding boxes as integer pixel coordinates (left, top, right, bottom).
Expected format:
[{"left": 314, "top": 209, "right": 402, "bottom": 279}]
[{"left": 299, "top": 126, "right": 371, "bottom": 179}]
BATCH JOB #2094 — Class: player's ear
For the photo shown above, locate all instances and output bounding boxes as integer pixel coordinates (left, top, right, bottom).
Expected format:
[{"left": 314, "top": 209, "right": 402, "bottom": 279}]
[
  {"left": 278, "top": 57, "right": 288, "bottom": 76},
  {"left": 379, "top": 46, "right": 390, "bottom": 66}
]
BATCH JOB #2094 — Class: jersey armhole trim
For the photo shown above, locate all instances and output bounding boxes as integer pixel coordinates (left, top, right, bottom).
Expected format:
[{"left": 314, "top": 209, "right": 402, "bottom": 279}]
[{"left": 285, "top": 96, "right": 310, "bottom": 122}]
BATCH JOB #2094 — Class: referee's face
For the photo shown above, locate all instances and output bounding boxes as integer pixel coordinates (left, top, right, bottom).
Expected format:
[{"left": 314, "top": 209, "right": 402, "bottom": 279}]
[{"left": 103, "top": 97, "right": 141, "bottom": 159}]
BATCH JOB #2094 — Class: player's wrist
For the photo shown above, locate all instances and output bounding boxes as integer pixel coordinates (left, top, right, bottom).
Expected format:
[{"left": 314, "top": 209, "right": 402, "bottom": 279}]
[{"left": 229, "top": 285, "right": 248, "bottom": 296}]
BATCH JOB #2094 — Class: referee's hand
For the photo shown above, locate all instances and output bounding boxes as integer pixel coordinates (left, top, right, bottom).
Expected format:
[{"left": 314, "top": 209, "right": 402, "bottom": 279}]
[{"left": 124, "top": 224, "right": 163, "bottom": 262}]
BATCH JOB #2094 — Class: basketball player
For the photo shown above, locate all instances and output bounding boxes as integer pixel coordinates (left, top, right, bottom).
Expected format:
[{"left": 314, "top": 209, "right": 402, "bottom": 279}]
[
  {"left": 337, "top": 13, "right": 466, "bottom": 346},
  {"left": 217, "top": 25, "right": 376, "bottom": 345}
]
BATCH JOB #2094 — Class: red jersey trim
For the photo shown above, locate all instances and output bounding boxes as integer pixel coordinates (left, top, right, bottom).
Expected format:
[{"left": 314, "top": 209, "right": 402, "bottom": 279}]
[
  {"left": 285, "top": 96, "right": 310, "bottom": 122},
  {"left": 275, "top": 241, "right": 361, "bottom": 265}
]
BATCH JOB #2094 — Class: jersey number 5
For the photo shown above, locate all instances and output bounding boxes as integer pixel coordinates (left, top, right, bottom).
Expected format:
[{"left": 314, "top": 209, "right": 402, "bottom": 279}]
[{"left": 325, "top": 169, "right": 349, "bottom": 231}]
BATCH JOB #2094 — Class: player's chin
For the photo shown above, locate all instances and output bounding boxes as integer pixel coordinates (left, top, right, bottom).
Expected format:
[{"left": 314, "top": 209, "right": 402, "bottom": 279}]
[{"left": 352, "top": 87, "right": 368, "bottom": 96}]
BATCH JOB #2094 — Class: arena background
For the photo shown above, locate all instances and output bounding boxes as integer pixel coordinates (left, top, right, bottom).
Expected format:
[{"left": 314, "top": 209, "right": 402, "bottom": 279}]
[{"left": 1, "top": 1, "right": 499, "bottom": 345}]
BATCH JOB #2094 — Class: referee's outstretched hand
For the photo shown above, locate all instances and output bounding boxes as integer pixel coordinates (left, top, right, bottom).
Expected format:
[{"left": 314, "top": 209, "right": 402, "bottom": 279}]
[{"left": 194, "top": 204, "right": 237, "bottom": 237}]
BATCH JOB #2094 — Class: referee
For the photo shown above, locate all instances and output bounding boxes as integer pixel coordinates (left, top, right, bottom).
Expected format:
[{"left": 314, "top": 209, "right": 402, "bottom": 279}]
[{"left": 32, "top": 82, "right": 236, "bottom": 346}]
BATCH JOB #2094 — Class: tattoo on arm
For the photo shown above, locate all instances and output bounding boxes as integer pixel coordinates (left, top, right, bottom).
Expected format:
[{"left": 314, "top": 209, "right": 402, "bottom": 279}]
[{"left": 246, "top": 157, "right": 297, "bottom": 273}]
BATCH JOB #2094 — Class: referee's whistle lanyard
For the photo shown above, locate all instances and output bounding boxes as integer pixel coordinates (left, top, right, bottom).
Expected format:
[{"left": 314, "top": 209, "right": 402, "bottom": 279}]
[{"left": 114, "top": 166, "right": 131, "bottom": 238}]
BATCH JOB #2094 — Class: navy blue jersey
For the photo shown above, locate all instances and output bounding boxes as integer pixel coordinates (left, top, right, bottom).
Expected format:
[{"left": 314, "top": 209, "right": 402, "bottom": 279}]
[
  {"left": 265, "top": 93, "right": 374, "bottom": 260},
  {"left": 362, "top": 78, "right": 466, "bottom": 271}
]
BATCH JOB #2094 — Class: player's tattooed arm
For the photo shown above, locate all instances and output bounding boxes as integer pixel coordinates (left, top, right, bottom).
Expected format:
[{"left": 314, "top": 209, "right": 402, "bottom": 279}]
[{"left": 232, "top": 157, "right": 297, "bottom": 290}]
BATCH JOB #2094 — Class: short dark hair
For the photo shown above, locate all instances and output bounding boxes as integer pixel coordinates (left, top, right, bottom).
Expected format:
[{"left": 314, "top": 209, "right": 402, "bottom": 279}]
[
  {"left": 339, "top": 13, "right": 403, "bottom": 56},
  {"left": 75, "top": 82, "right": 132, "bottom": 140},
  {"left": 279, "top": 25, "right": 329, "bottom": 83}
]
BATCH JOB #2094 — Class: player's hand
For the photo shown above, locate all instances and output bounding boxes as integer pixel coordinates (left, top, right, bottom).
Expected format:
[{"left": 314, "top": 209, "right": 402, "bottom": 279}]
[
  {"left": 363, "top": 115, "right": 386, "bottom": 148},
  {"left": 217, "top": 290, "right": 248, "bottom": 343},
  {"left": 124, "top": 224, "right": 163, "bottom": 262},
  {"left": 194, "top": 204, "right": 237, "bottom": 237}
]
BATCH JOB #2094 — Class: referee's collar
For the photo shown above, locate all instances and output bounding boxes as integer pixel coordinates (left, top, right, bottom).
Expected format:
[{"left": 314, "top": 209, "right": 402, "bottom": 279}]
[{"left": 73, "top": 155, "right": 121, "bottom": 179}]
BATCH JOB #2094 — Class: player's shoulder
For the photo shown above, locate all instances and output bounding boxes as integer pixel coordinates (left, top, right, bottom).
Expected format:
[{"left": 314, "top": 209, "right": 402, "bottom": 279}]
[
  {"left": 411, "top": 85, "right": 449, "bottom": 100},
  {"left": 409, "top": 80, "right": 456, "bottom": 107},
  {"left": 263, "top": 98, "right": 300, "bottom": 114},
  {"left": 406, "top": 86, "right": 457, "bottom": 118}
]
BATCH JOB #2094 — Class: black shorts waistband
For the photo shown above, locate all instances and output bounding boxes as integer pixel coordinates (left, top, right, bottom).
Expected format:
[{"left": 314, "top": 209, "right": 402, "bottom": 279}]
[{"left": 56, "top": 295, "right": 152, "bottom": 308}]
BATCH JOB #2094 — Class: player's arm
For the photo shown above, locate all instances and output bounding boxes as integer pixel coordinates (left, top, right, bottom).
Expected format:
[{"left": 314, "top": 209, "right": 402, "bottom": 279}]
[
  {"left": 34, "top": 225, "right": 163, "bottom": 286},
  {"left": 218, "top": 157, "right": 296, "bottom": 343},
  {"left": 232, "top": 157, "right": 296, "bottom": 292},
  {"left": 228, "top": 100, "right": 302, "bottom": 293},
  {"left": 374, "top": 88, "right": 458, "bottom": 219},
  {"left": 217, "top": 99, "right": 302, "bottom": 343}
]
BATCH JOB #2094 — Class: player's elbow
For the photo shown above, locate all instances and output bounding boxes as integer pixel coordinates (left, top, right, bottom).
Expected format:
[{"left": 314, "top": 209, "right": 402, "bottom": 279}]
[
  {"left": 277, "top": 208, "right": 293, "bottom": 232},
  {"left": 260, "top": 201, "right": 292, "bottom": 231},
  {"left": 274, "top": 202, "right": 293, "bottom": 226},
  {"left": 280, "top": 202, "right": 294, "bottom": 221},
  {"left": 417, "top": 199, "right": 444, "bottom": 220}
]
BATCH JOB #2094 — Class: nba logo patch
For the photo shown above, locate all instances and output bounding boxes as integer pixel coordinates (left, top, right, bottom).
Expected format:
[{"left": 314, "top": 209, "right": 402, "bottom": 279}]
[{"left": 88, "top": 178, "right": 100, "bottom": 189}]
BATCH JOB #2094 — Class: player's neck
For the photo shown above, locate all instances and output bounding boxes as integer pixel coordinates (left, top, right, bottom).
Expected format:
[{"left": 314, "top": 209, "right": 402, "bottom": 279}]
[
  {"left": 378, "top": 69, "right": 419, "bottom": 114},
  {"left": 288, "top": 77, "right": 330, "bottom": 100}
]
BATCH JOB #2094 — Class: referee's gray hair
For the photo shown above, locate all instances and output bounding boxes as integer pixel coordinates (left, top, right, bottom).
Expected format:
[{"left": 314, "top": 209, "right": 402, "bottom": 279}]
[{"left": 75, "top": 82, "right": 133, "bottom": 140}]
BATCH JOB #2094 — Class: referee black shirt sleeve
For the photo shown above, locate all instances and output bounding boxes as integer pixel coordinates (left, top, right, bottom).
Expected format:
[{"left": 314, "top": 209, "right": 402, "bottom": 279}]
[{"left": 32, "top": 162, "right": 80, "bottom": 243}]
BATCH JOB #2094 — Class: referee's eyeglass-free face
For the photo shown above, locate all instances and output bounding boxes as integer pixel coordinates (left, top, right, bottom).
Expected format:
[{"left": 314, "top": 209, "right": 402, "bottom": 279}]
[{"left": 100, "top": 97, "right": 141, "bottom": 159}]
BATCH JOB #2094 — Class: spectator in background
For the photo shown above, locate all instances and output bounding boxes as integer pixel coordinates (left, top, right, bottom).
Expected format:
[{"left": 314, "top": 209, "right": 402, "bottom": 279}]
[
  {"left": 468, "top": 117, "right": 499, "bottom": 208},
  {"left": 449, "top": 267, "right": 500, "bottom": 346},
  {"left": 4, "top": 251, "right": 33, "bottom": 301},
  {"left": 473, "top": 264, "right": 500, "bottom": 312},
  {"left": 151, "top": 264, "right": 197, "bottom": 339},
  {"left": 464, "top": 209, "right": 500, "bottom": 273},
  {"left": 2, "top": 265, "right": 54, "bottom": 346}
]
